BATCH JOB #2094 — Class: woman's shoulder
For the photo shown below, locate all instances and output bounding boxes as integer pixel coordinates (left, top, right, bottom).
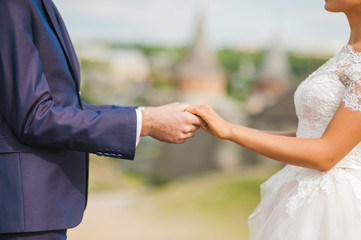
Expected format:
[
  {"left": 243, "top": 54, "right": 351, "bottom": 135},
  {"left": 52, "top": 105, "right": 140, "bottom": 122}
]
[
  {"left": 342, "top": 45, "right": 361, "bottom": 63},
  {"left": 341, "top": 46, "right": 361, "bottom": 82},
  {"left": 324, "top": 45, "right": 361, "bottom": 83}
]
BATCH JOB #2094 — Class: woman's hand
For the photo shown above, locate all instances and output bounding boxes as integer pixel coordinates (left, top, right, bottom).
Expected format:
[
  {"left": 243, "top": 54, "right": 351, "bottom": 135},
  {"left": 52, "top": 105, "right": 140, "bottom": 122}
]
[{"left": 186, "top": 104, "right": 233, "bottom": 139}]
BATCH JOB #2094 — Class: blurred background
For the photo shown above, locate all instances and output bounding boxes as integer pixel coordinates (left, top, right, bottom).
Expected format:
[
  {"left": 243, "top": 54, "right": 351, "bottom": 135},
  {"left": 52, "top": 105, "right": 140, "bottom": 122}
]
[{"left": 53, "top": 0, "right": 350, "bottom": 239}]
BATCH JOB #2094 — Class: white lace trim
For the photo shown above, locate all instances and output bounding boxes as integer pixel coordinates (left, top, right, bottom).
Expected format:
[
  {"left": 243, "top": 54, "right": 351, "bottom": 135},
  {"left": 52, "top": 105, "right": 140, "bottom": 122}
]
[
  {"left": 343, "top": 79, "right": 361, "bottom": 112},
  {"left": 285, "top": 168, "right": 361, "bottom": 218}
]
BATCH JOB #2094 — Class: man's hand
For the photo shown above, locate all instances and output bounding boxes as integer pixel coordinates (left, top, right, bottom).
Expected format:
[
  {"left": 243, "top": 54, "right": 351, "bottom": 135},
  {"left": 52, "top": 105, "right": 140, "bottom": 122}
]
[
  {"left": 186, "top": 104, "right": 232, "bottom": 139},
  {"left": 141, "top": 102, "right": 203, "bottom": 144}
]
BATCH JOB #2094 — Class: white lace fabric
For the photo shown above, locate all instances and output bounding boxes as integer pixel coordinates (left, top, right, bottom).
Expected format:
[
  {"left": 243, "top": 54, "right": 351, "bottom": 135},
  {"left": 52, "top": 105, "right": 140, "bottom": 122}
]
[
  {"left": 283, "top": 45, "right": 361, "bottom": 218},
  {"left": 249, "top": 46, "right": 361, "bottom": 239}
]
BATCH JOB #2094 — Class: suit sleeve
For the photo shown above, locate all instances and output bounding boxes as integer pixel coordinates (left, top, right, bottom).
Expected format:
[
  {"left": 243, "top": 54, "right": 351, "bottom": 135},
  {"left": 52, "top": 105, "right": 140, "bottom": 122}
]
[
  {"left": 0, "top": 0, "right": 137, "bottom": 160},
  {"left": 81, "top": 101, "right": 137, "bottom": 111}
]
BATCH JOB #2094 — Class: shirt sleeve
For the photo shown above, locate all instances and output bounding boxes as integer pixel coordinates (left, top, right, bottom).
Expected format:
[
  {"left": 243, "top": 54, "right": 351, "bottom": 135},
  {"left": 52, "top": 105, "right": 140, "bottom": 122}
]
[{"left": 135, "top": 107, "right": 144, "bottom": 147}]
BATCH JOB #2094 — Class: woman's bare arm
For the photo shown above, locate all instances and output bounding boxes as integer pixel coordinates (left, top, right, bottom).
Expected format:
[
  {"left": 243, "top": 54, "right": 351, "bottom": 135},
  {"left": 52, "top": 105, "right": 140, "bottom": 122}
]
[
  {"left": 187, "top": 104, "right": 361, "bottom": 172},
  {"left": 261, "top": 131, "right": 297, "bottom": 137}
]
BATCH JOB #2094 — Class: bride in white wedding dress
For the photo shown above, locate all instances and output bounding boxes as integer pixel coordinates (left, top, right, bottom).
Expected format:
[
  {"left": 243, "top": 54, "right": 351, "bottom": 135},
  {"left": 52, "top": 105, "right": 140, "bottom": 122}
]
[{"left": 187, "top": 0, "right": 361, "bottom": 239}]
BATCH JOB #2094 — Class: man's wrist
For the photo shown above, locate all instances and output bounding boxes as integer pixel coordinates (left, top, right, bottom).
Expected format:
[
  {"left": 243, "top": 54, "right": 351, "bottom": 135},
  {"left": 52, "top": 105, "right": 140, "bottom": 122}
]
[{"left": 140, "top": 107, "right": 153, "bottom": 137}]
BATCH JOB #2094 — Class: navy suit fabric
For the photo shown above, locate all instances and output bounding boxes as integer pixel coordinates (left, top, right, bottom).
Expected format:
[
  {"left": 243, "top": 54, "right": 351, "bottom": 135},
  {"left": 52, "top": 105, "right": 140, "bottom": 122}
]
[
  {"left": 0, "top": 0, "right": 137, "bottom": 233},
  {"left": 0, "top": 229, "right": 67, "bottom": 240}
]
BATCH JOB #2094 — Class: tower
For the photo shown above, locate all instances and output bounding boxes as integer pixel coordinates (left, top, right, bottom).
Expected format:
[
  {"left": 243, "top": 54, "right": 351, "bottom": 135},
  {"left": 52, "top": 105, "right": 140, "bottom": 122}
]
[
  {"left": 256, "top": 34, "right": 290, "bottom": 100},
  {"left": 246, "top": 33, "right": 291, "bottom": 115},
  {"left": 175, "top": 8, "right": 226, "bottom": 97}
]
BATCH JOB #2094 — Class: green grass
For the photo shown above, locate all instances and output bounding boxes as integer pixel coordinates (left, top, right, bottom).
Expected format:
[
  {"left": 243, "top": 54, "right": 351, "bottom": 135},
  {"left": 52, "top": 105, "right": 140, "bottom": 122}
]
[
  {"left": 146, "top": 170, "right": 276, "bottom": 238},
  {"left": 151, "top": 171, "right": 270, "bottom": 216}
]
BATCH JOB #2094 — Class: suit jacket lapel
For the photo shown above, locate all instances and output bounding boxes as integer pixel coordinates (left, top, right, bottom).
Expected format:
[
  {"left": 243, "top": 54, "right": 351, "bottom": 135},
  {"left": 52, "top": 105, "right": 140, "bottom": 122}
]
[
  {"left": 42, "top": 0, "right": 80, "bottom": 91},
  {"left": 52, "top": 3, "right": 81, "bottom": 84}
]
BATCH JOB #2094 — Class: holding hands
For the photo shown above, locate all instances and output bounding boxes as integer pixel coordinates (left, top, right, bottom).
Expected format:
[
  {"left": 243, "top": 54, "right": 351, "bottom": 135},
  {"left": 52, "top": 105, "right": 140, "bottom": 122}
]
[
  {"left": 186, "top": 105, "right": 233, "bottom": 140},
  {"left": 141, "top": 102, "right": 204, "bottom": 144},
  {"left": 141, "top": 102, "right": 231, "bottom": 144}
]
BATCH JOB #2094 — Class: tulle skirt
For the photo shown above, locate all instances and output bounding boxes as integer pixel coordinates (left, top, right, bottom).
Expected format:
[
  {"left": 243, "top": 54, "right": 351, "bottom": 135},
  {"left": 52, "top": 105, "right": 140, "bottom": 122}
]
[{"left": 248, "top": 165, "right": 361, "bottom": 240}]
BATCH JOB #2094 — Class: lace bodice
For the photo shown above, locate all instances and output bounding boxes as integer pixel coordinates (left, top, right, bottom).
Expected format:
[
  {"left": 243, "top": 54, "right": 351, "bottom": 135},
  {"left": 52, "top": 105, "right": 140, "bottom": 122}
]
[
  {"left": 267, "top": 45, "right": 361, "bottom": 218},
  {"left": 294, "top": 45, "right": 361, "bottom": 169}
]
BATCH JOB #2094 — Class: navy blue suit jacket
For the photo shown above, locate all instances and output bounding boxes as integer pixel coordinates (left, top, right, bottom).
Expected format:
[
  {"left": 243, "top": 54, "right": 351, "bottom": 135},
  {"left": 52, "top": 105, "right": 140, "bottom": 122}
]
[{"left": 0, "top": 0, "right": 137, "bottom": 233}]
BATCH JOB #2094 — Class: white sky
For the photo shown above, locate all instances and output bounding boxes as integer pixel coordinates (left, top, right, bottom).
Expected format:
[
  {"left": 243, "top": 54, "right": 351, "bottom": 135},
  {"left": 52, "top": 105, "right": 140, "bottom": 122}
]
[{"left": 53, "top": 0, "right": 350, "bottom": 54}]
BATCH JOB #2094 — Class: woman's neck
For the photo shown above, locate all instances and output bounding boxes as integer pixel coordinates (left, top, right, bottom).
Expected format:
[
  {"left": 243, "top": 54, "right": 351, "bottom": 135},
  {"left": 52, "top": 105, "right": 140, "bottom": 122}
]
[{"left": 346, "top": 7, "right": 361, "bottom": 50}]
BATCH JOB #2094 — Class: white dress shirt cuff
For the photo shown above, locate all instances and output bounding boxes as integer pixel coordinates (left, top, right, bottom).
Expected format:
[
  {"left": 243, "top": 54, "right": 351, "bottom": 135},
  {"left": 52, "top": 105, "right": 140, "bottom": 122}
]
[{"left": 135, "top": 107, "right": 144, "bottom": 147}]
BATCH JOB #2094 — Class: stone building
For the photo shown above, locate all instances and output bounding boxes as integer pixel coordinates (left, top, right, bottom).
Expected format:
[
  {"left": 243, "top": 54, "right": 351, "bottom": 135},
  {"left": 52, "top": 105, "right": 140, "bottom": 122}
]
[
  {"left": 245, "top": 35, "right": 298, "bottom": 166},
  {"left": 125, "top": 18, "right": 299, "bottom": 179},
  {"left": 125, "top": 9, "right": 246, "bottom": 180}
]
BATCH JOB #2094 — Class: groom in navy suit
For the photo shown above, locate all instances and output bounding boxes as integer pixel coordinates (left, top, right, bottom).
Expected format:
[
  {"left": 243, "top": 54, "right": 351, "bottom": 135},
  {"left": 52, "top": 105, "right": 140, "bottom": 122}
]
[{"left": 0, "top": 0, "right": 201, "bottom": 239}]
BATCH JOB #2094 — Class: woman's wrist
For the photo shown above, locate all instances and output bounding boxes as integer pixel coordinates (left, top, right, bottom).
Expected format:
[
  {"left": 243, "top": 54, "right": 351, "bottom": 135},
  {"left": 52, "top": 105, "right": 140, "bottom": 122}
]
[{"left": 220, "top": 122, "right": 234, "bottom": 140}]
